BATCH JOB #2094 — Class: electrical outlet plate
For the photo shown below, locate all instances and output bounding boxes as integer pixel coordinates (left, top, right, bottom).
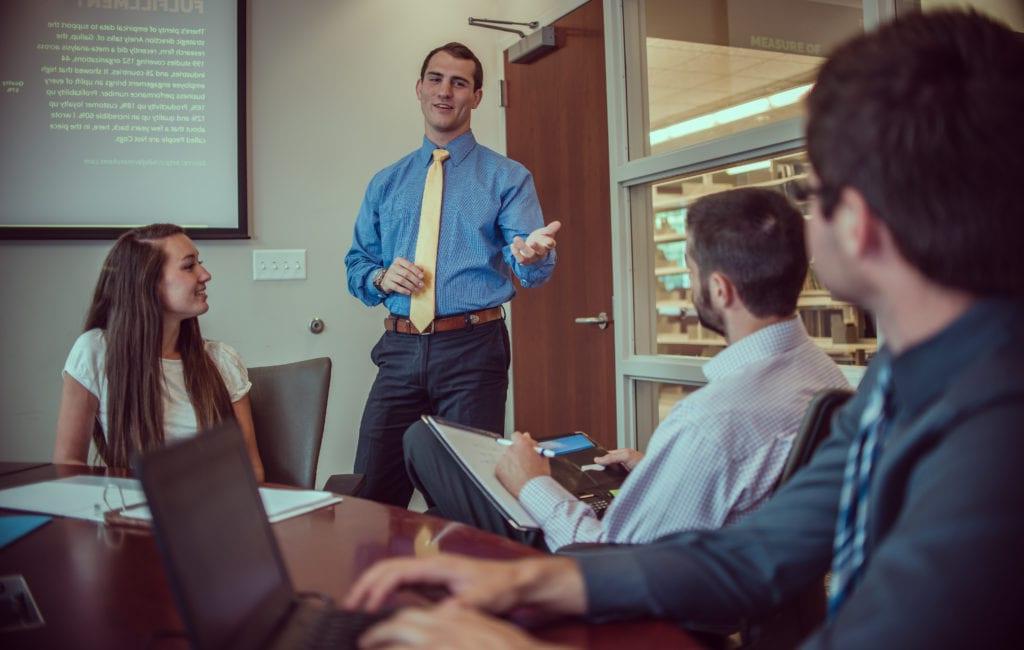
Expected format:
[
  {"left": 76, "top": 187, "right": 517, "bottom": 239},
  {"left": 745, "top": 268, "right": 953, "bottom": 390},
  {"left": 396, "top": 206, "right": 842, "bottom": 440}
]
[{"left": 253, "top": 249, "right": 306, "bottom": 281}]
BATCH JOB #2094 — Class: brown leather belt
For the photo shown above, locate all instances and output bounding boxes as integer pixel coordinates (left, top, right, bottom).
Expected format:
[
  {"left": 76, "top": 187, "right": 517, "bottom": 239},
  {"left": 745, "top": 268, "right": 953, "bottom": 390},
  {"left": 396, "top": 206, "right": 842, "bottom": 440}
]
[{"left": 385, "top": 307, "right": 504, "bottom": 335}]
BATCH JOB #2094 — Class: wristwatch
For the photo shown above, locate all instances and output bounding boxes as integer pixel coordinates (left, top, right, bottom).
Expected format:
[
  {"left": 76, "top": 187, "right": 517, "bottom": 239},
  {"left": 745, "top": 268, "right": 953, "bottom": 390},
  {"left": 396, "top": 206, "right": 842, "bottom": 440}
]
[{"left": 372, "top": 267, "right": 390, "bottom": 295}]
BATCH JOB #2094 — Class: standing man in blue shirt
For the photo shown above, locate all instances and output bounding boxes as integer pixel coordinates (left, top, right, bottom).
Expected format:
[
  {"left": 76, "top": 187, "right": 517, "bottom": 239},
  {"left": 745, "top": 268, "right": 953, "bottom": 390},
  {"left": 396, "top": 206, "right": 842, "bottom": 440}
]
[{"left": 345, "top": 42, "right": 561, "bottom": 507}]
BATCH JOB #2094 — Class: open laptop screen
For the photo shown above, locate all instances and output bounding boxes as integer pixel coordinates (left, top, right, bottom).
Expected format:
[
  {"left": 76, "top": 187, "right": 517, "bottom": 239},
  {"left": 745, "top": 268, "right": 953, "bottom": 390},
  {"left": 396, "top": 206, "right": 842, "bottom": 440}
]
[{"left": 137, "top": 422, "right": 294, "bottom": 650}]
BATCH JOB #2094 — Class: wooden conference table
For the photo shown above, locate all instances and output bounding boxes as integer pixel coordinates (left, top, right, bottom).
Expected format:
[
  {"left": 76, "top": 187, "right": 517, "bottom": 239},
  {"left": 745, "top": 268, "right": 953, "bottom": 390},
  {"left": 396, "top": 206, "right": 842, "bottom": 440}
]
[{"left": 0, "top": 464, "right": 700, "bottom": 648}]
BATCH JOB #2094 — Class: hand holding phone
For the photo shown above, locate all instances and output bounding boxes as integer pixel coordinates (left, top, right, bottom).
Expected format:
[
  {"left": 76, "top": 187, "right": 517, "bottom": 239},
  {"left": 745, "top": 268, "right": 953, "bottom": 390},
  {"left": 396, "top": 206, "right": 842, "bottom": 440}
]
[
  {"left": 535, "top": 433, "right": 596, "bottom": 457},
  {"left": 594, "top": 448, "right": 644, "bottom": 471}
]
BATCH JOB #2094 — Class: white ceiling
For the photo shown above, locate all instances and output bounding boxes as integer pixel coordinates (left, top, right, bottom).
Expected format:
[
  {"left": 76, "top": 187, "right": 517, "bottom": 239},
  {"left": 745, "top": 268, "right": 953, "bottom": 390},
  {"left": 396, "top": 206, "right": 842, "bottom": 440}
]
[{"left": 646, "top": 37, "right": 822, "bottom": 130}]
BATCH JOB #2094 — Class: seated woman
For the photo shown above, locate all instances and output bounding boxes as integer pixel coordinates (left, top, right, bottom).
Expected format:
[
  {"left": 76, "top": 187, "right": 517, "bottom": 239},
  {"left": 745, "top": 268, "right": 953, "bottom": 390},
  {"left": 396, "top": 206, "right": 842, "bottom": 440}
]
[{"left": 54, "top": 223, "right": 264, "bottom": 481}]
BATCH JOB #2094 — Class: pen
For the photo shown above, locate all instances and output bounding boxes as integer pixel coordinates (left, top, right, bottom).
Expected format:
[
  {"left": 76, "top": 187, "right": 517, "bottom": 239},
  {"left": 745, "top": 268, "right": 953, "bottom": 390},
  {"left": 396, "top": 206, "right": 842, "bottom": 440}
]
[{"left": 495, "top": 437, "right": 556, "bottom": 458}]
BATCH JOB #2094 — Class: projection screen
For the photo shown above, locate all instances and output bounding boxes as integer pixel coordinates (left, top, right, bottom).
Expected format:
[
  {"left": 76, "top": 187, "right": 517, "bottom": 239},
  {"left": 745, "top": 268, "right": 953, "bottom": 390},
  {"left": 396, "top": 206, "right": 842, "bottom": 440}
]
[{"left": 0, "top": 0, "right": 247, "bottom": 239}]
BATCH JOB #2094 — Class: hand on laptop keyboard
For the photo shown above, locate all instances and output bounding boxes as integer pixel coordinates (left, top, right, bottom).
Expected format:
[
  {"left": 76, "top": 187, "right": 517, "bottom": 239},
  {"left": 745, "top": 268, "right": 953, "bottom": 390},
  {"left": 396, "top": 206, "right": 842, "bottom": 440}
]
[
  {"left": 306, "top": 608, "right": 390, "bottom": 650},
  {"left": 356, "top": 600, "right": 547, "bottom": 650}
]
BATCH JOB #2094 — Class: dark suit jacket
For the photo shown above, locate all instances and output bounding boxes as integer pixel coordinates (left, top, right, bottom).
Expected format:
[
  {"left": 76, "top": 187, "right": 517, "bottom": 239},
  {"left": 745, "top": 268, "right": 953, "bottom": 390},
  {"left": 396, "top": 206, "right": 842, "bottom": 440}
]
[{"left": 578, "top": 299, "right": 1024, "bottom": 648}]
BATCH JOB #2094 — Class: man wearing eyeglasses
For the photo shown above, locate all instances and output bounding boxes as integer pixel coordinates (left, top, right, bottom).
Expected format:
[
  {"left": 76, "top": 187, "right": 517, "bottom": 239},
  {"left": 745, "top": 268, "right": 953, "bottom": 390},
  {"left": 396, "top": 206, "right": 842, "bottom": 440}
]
[{"left": 345, "top": 11, "right": 1024, "bottom": 648}]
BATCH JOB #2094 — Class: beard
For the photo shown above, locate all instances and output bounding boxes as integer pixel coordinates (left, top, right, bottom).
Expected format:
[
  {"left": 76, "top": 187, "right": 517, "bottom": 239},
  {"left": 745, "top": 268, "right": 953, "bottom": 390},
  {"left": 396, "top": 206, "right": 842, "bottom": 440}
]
[{"left": 694, "top": 283, "right": 726, "bottom": 337}]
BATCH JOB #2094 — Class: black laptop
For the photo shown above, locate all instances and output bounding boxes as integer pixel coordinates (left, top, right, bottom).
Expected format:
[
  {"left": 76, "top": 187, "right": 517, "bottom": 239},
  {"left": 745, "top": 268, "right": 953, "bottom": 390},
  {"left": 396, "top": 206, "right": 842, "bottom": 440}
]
[{"left": 135, "top": 422, "right": 386, "bottom": 650}]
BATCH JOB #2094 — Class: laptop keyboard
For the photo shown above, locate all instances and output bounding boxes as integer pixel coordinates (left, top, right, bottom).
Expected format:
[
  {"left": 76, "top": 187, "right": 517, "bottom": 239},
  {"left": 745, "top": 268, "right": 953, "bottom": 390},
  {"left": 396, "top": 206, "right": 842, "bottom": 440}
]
[
  {"left": 583, "top": 496, "right": 612, "bottom": 519},
  {"left": 305, "top": 609, "right": 390, "bottom": 650}
]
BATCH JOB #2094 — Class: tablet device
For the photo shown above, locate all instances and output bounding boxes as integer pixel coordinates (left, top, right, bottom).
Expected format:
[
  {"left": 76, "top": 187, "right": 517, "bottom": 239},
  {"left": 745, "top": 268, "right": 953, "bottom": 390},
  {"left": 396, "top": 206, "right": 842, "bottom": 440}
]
[{"left": 536, "top": 432, "right": 596, "bottom": 457}]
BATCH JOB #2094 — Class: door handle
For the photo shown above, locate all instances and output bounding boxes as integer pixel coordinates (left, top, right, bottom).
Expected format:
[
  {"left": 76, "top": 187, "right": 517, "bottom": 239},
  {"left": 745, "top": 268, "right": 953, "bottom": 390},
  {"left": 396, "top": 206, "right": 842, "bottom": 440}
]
[{"left": 574, "top": 312, "right": 611, "bottom": 330}]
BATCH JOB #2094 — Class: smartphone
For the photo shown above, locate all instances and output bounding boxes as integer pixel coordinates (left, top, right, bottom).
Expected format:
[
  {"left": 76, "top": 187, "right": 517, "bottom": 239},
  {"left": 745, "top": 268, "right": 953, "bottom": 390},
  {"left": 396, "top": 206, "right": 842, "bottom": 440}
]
[{"left": 536, "top": 432, "right": 597, "bottom": 457}]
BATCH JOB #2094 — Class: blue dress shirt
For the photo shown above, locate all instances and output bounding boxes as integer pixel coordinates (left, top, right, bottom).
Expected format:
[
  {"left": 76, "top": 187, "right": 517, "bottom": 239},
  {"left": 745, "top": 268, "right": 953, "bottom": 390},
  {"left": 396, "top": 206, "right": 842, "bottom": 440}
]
[{"left": 345, "top": 131, "right": 556, "bottom": 317}]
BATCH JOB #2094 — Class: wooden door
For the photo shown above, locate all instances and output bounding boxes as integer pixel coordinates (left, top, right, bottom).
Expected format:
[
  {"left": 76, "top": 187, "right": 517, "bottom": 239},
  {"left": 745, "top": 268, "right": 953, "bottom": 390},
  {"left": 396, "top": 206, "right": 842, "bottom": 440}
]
[{"left": 505, "top": 0, "right": 616, "bottom": 449}]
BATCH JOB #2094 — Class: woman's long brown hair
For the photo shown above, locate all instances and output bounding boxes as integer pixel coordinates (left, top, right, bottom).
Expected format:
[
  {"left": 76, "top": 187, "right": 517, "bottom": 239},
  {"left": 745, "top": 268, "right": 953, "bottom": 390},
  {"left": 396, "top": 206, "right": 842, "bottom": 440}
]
[{"left": 84, "top": 224, "right": 234, "bottom": 469}]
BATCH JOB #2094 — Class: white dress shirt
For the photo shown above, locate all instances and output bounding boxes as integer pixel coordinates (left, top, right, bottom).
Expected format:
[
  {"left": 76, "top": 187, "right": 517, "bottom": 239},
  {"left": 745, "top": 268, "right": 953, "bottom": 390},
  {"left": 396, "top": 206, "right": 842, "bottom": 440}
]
[{"left": 518, "top": 317, "right": 850, "bottom": 551}]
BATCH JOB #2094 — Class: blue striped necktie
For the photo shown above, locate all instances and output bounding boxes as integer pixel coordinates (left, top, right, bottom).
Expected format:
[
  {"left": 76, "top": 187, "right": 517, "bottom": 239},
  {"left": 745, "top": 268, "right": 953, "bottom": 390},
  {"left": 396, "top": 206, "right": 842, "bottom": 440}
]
[{"left": 827, "top": 362, "right": 894, "bottom": 617}]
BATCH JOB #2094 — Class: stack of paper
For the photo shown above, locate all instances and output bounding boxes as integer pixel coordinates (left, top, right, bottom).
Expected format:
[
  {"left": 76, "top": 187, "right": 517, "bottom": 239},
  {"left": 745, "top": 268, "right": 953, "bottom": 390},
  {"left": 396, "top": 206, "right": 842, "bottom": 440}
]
[{"left": 0, "top": 475, "right": 341, "bottom": 525}]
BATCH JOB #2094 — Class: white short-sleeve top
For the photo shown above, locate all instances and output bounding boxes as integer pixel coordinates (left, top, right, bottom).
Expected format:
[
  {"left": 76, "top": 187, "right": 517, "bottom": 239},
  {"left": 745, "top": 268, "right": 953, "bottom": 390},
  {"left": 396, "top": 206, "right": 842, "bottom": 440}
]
[{"left": 63, "top": 328, "right": 251, "bottom": 442}]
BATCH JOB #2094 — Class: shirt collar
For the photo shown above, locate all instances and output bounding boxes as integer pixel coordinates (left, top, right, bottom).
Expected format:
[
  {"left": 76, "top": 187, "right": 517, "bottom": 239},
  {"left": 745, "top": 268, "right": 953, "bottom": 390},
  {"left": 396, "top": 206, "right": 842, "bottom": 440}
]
[
  {"left": 418, "top": 130, "right": 477, "bottom": 168},
  {"left": 884, "top": 298, "right": 1022, "bottom": 416},
  {"left": 703, "top": 316, "right": 810, "bottom": 381}
]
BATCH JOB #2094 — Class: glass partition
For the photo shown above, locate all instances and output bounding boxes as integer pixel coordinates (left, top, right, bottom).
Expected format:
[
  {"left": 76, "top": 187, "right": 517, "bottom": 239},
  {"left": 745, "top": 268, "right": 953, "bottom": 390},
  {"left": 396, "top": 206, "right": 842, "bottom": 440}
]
[
  {"left": 633, "top": 150, "right": 876, "bottom": 366},
  {"left": 634, "top": 381, "right": 702, "bottom": 452},
  {"left": 629, "top": 0, "right": 863, "bottom": 159}
]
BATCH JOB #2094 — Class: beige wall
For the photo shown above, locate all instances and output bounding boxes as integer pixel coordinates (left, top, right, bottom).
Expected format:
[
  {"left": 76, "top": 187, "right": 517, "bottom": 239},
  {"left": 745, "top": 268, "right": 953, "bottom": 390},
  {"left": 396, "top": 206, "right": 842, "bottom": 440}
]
[{"left": 0, "top": 0, "right": 572, "bottom": 485}]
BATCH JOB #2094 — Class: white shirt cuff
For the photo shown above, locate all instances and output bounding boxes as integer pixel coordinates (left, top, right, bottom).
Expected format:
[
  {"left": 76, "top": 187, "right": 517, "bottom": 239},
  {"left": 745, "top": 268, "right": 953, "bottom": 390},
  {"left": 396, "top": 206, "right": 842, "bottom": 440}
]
[{"left": 518, "top": 475, "right": 577, "bottom": 523}]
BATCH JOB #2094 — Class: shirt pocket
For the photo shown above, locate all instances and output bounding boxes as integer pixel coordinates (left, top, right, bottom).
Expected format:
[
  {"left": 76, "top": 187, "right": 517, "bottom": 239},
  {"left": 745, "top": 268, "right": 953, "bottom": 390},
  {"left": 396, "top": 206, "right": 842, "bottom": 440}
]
[
  {"left": 379, "top": 185, "right": 422, "bottom": 256},
  {"left": 442, "top": 186, "right": 503, "bottom": 241}
]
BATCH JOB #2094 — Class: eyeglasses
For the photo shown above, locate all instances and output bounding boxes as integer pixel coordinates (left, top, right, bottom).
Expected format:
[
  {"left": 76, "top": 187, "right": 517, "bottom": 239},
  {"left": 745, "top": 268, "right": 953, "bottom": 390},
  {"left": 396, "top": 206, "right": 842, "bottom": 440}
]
[
  {"left": 791, "top": 178, "right": 822, "bottom": 202},
  {"left": 791, "top": 178, "right": 841, "bottom": 218},
  {"left": 94, "top": 482, "right": 128, "bottom": 517}
]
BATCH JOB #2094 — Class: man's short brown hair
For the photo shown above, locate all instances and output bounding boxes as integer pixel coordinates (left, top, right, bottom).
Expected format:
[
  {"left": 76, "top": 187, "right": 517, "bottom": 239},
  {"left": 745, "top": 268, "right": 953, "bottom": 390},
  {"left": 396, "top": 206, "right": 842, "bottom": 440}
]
[
  {"left": 806, "top": 11, "right": 1024, "bottom": 296},
  {"left": 687, "top": 188, "right": 808, "bottom": 318},
  {"left": 420, "top": 42, "right": 483, "bottom": 91}
]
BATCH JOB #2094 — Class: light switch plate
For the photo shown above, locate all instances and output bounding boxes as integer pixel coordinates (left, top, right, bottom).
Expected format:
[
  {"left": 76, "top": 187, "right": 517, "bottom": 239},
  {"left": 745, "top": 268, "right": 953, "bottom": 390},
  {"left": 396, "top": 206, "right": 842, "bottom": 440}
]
[{"left": 253, "top": 249, "right": 306, "bottom": 281}]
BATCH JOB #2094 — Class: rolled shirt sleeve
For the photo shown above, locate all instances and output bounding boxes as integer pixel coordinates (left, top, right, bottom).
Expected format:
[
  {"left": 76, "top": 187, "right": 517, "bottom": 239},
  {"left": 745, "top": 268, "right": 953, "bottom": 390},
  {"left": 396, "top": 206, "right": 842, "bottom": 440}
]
[
  {"left": 344, "top": 175, "right": 388, "bottom": 307},
  {"left": 497, "top": 169, "right": 557, "bottom": 288}
]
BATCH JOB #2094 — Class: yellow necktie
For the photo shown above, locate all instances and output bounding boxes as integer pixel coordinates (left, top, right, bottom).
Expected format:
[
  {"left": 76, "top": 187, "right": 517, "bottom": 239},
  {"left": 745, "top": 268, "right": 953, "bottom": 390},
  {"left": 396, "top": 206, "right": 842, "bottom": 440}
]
[{"left": 409, "top": 148, "right": 450, "bottom": 332}]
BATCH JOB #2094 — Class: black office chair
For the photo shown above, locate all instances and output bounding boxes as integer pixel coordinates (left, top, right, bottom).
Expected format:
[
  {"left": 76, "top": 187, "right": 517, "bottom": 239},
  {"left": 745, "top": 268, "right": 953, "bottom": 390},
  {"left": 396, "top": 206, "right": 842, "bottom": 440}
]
[
  {"left": 322, "top": 472, "right": 366, "bottom": 497},
  {"left": 248, "top": 357, "right": 332, "bottom": 489},
  {"left": 739, "top": 388, "right": 853, "bottom": 650},
  {"left": 774, "top": 388, "right": 854, "bottom": 491}
]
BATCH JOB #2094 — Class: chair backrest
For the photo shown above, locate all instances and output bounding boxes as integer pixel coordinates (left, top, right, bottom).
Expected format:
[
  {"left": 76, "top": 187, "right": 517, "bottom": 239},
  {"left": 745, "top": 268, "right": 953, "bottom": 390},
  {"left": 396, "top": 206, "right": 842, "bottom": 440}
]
[
  {"left": 743, "top": 388, "right": 853, "bottom": 650},
  {"left": 774, "top": 388, "right": 854, "bottom": 491},
  {"left": 247, "top": 357, "right": 332, "bottom": 489}
]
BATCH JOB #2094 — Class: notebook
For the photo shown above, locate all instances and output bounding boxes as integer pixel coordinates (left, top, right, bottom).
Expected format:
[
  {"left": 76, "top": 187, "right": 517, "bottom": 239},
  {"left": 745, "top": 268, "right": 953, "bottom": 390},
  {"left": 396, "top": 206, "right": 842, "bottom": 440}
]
[
  {"left": 135, "top": 421, "right": 386, "bottom": 650},
  {"left": 423, "top": 416, "right": 628, "bottom": 531}
]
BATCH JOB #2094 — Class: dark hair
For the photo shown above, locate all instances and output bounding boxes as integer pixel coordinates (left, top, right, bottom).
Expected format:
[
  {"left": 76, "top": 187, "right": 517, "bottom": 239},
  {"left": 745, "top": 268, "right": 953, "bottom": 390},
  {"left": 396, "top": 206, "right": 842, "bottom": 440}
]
[
  {"left": 420, "top": 42, "right": 483, "bottom": 90},
  {"left": 806, "top": 10, "right": 1024, "bottom": 296},
  {"left": 687, "top": 187, "right": 808, "bottom": 318},
  {"left": 84, "top": 223, "right": 233, "bottom": 469}
]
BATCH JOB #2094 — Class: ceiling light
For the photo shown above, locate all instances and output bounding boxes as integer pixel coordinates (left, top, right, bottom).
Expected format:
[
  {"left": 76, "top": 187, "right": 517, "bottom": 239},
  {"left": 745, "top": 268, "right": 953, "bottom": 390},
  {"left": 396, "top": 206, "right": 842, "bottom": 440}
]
[
  {"left": 725, "top": 160, "right": 772, "bottom": 175},
  {"left": 650, "top": 83, "right": 813, "bottom": 146}
]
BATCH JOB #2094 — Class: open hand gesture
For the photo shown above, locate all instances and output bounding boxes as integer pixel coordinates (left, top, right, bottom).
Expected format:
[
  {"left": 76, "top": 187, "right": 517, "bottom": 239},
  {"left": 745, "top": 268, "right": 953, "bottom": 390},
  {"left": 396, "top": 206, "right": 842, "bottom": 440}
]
[{"left": 511, "top": 221, "right": 561, "bottom": 266}]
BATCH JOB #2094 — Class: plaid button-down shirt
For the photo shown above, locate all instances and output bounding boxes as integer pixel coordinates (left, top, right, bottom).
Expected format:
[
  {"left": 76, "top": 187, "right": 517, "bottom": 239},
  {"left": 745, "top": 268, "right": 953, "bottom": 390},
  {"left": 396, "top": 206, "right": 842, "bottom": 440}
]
[{"left": 519, "top": 317, "right": 850, "bottom": 551}]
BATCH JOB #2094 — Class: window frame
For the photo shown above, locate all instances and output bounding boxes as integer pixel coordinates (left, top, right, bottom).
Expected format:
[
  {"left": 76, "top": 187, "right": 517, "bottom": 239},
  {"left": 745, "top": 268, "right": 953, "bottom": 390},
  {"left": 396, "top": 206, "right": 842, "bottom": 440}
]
[{"left": 603, "top": 0, "right": 898, "bottom": 447}]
